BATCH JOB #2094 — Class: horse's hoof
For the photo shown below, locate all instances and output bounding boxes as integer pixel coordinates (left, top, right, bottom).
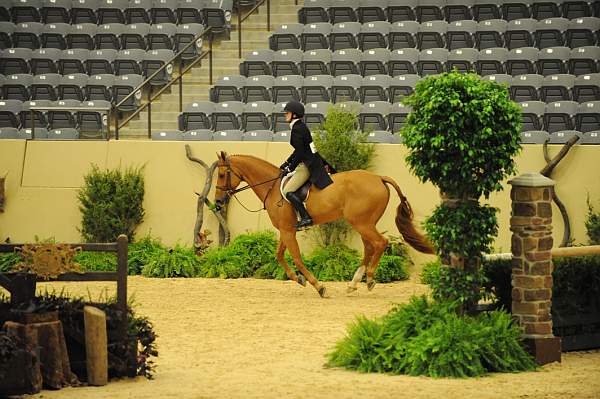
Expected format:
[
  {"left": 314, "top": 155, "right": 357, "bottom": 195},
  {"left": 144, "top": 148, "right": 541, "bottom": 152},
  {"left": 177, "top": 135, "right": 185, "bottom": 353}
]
[
  {"left": 346, "top": 285, "right": 357, "bottom": 293},
  {"left": 367, "top": 281, "right": 376, "bottom": 291},
  {"left": 318, "top": 286, "right": 327, "bottom": 298},
  {"left": 297, "top": 274, "right": 306, "bottom": 287}
]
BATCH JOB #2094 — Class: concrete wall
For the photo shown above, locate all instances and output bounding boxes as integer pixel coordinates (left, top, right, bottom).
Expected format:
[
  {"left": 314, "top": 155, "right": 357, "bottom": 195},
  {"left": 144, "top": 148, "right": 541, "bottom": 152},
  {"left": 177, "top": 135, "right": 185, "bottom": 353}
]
[{"left": 0, "top": 140, "right": 598, "bottom": 266}]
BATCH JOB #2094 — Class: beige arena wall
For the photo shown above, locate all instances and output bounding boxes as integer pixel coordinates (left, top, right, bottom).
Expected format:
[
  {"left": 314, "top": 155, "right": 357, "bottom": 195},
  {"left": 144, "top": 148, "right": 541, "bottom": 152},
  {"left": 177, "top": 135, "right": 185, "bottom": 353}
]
[{"left": 0, "top": 140, "right": 599, "bottom": 266}]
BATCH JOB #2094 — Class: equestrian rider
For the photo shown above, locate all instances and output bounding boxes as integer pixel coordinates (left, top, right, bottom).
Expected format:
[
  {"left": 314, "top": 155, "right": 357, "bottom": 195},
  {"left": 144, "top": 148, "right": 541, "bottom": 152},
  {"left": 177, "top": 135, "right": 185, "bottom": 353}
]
[{"left": 280, "top": 101, "right": 333, "bottom": 229}]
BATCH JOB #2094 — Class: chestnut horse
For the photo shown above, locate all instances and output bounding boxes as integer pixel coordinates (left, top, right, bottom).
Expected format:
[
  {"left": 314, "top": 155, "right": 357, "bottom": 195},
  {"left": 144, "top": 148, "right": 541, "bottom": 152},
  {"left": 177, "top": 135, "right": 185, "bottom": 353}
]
[{"left": 214, "top": 152, "right": 434, "bottom": 297}]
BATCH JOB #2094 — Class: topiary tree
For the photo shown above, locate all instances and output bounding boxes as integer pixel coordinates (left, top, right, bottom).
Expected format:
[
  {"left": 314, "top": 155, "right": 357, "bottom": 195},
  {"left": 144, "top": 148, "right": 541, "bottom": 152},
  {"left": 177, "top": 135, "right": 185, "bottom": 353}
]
[
  {"left": 402, "top": 72, "right": 522, "bottom": 311},
  {"left": 586, "top": 196, "right": 600, "bottom": 245},
  {"left": 312, "top": 106, "right": 375, "bottom": 247},
  {"left": 78, "top": 165, "right": 145, "bottom": 243}
]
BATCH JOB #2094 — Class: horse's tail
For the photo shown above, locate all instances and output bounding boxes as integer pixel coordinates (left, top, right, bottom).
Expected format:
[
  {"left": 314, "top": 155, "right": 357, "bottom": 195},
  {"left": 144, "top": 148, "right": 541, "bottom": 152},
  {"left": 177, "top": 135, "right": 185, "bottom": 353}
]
[{"left": 381, "top": 176, "right": 436, "bottom": 254}]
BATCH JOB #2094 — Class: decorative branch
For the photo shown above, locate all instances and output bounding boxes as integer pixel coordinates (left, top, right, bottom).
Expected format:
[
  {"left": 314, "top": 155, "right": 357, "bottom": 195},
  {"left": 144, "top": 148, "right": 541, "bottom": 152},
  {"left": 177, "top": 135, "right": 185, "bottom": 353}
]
[
  {"left": 541, "top": 135, "right": 580, "bottom": 247},
  {"left": 184, "top": 145, "right": 230, "bottom": 247}
]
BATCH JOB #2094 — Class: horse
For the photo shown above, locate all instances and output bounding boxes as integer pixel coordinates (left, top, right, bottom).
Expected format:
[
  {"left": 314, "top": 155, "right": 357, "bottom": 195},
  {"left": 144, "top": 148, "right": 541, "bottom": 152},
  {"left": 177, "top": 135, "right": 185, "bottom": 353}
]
[{"left": 214, "top": 151, "right": 434, "bottom": 297}]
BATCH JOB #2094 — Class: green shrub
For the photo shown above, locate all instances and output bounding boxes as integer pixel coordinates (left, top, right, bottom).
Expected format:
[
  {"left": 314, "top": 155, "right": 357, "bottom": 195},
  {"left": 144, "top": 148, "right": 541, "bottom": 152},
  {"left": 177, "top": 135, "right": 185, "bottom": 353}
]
[
  {"left": 74, "top": 251, "right": 117, "bottom": 272},
  {"left": 586, "top": 197, "right": 600, "bottom": 245},
  {"left": 128, "top": 235, "right": 166, "bottom": 275},
  {"left": 327, "top": 296, "right": 536, "bottom": 378},
  {"left": 141, "top": 244, "right": 202, "bottom": 278},
  {"left": 420, "top": 260, "right": 441, "bottom": 285},
  {"left": 198, "top": 231, "right": 279, "bottom": 278},
  {"left": 0, "top": 253, "right": 22, "bottom": 272},
  {"left": 78, "top": 165, "right": 145, "bottom": 243}
]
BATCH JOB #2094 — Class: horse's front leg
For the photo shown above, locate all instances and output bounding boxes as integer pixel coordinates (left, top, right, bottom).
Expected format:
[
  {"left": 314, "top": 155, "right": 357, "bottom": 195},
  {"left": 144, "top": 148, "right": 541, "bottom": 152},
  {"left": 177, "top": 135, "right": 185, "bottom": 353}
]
[
  {"left": 276, "top": 238, "right": 305, "bottom": 286},
  {"left": 347, "top": 238, "right": 373, "bottom": 293},
  {"left": 280, "top": 230, "right": 327, "bottom": 298}
]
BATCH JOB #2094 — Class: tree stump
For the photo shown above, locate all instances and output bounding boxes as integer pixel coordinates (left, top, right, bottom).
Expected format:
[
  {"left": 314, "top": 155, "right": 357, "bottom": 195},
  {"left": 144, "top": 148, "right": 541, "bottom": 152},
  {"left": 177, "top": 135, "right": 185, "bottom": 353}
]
[{"left": 3, "top": 311, "right": 79, "bottom": 389}]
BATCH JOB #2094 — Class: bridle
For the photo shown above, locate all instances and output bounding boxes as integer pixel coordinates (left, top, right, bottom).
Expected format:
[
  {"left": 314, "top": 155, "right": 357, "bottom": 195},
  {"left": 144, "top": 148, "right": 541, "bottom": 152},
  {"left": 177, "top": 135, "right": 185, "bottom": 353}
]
[{"left": 215, "top": 157, "right": 281, "bottom": 212}]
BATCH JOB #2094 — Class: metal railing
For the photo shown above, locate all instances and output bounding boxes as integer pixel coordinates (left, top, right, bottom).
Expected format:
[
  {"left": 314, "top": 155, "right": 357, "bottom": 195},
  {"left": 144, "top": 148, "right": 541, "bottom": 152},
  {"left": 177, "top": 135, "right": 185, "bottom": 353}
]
[
  {"left": 236, "top": 0, "right": 272, "bottom": 58},
  {"left": 113, "top": 28, "right": 214, "bottom": 139}
]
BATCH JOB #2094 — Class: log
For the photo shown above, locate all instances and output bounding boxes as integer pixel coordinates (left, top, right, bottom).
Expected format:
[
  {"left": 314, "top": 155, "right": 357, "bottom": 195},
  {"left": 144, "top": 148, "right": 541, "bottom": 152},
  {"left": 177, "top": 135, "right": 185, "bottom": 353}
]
[
  {"left": 484, "top": 245, "right": 600, "bottom": 261},
  {"left": 84, "top": 306, "right": 108, "bottom": 386},
  {"left": 4, "top": 317, "right": 78, "bottom": 389}
]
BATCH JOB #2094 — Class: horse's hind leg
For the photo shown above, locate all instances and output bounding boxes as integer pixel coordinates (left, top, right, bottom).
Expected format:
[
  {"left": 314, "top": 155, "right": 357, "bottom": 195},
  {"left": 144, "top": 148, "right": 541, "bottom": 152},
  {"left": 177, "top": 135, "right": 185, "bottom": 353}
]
[
  {"left": 276, "top": 239, "right": 305, "bottom": 287},
  {"left": 354, "top": 225, "right": 388, "bottom": 291},
  {"left": 347, "top": 238, "right": 373, "bottom": 293},
  {"left": 280, "top": 231, "right": 326, "bottom": 297}
]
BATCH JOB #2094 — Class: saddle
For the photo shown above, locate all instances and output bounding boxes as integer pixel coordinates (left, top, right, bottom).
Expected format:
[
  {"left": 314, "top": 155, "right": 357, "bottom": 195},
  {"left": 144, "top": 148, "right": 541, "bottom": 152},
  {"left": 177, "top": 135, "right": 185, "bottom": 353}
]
[{"left": 280, "top": 171, "right": 311, "bottom": 203}]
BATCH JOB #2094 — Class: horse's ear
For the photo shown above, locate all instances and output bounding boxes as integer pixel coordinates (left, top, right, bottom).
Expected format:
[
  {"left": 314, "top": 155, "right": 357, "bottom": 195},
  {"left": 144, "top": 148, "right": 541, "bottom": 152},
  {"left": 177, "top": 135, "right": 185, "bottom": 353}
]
[{"left": 220, "top": 151, "right": 227, "bottom": 160}]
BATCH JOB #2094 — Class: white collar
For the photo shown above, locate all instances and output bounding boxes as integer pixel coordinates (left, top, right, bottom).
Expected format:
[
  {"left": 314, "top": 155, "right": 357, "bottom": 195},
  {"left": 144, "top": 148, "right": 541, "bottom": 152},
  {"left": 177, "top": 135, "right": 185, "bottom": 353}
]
[{"left": 289, "top": 118, "right": 300, "bottom": 129}]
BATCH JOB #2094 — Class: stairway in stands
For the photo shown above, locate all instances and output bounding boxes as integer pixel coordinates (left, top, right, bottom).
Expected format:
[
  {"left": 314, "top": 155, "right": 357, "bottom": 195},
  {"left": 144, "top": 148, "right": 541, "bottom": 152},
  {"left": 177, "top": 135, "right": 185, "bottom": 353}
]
[{"left": 119, "top": 0, "right": 301, "bottom": 139}]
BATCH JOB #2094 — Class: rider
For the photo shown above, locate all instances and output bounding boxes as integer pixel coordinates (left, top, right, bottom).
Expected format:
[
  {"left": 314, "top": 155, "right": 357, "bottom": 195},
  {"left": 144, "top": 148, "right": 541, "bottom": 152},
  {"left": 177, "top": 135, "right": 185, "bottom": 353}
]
[{"left": 280, "top": 101, "right": 333, "bottom": 229}]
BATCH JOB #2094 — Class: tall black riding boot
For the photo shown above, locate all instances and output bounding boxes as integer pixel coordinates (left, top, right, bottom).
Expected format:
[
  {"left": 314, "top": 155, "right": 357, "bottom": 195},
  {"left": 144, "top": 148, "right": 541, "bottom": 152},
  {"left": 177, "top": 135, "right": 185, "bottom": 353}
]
[{"left": 285, "top": 192, "right": 313, "bottom": 229}]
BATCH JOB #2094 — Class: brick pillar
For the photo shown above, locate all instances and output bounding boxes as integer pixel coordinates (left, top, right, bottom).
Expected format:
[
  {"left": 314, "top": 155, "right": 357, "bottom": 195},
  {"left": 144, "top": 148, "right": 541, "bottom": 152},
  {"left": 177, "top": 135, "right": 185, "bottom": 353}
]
[{"left": 509, "top": 172, "right": 561, "bottom": 365}]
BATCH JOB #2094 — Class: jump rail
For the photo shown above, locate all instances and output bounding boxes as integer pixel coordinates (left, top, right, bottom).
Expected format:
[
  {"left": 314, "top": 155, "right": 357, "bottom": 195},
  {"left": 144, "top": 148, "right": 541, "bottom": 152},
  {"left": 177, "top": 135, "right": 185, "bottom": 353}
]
[{"left": 484, "top": 245, "right": 600, "bottom": 261}]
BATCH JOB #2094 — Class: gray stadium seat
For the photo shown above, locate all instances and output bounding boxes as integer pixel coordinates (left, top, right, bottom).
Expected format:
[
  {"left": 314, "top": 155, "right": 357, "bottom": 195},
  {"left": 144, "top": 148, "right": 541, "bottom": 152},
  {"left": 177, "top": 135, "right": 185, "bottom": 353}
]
[
  {"left": 41, "top": 22, "right": 69, "bottom": 49},
  {"left": 389, "top": 74, "right": 419, "bottom": 102},
  {"left": 20, "top": 99, "right": 51, "bottom": 129},
  {"left": 388, "top": 20, "right": 418, "bottom": 50},
  {"left": 272, "top": 130, "right": 290, "bottom": 141},
  {"left": 360, "top": 48, "right": 390, "bottom": 76},
  {"left": 242, "top": 101, "right": 274, "bottom": 132},
  {"left": 269, "top": 23, "right": 303, "bottom": 51},
  {"left": 150, "top": 0, "right": 177, "bottom": 24},
  {"left": 126, "top": 0, "right": 152, "bottom": 24},
  {"left": 41, "top": 0, "right": 71, "bottom": 23},
  {"left": 476, "top": 47, "right": 508, "bottom": 76},
  {"left": 31, "top": 73, "right": 60, "bottom": 100},
  {"left": 520, "top": 130, "right": 550, "bottom": 143},
  {"left": 328, "top": 0, "right": 359, "bottom": 25},
  {"left": 243, "top": 74, "right": 274, "bottom": 102},
  {"left": 182, "top": 129, "right": 213, "bottom": 141},
  {"left": 212, "top": 101, "right": 243, "bottom": 131},
  {"left": 243, "top": 129, "right": 273, "bottom": 141},
  {"left": 510, "top": 73, "right": 543, "bottom": 101},
  {"left": 580, "top": 130, "right": 600, "bottom": 144},
  {"left": 300, "top": 49, "right": 331, "bottom": 77},
  {"left": 210, "top": 74, "right": 245, "bottom": 103},
  {"left": 416, "top": 0, "right": 444, "bottom": 23},
  {"left": 417, "top": 20, "right": 447, "bottom": 50},
  {"left": 2, "top": 73, "right": 33, "bottom": 101},
  {"left": 78, "top": 99, "right": 110, "bottom": 138},
  {"left": 298, "top": 0, "right": 330, "bottom": 24},
  {"left": 573, "top": 73, "right": 600, "bottom": 103},
  {"left": 359, "top": 100, "right": 390, "bottom": 131},
  {"left": 475, "top": 19, "right": 507, "bottom": 49},
  {"left": 360, "top": 74, "right": 390, "bottom": 103},
  {"left": 71, "top": 0, "right": 99, "bottom": 24},
  {"left": 147, "top": 22, "right": 176, "bottom": 50},
  {"left": 272, "top": 74, "right": 303, "bottom": 103},
  {"left": 331, "top": 73, "right": 362, "bottom": 103},
  {"left": 48, "top": 99, "right": 79, "bottom": 129},
  {"left": 388, "top": 48, "right": 418, "bottom": 76},
  {"left": 301, "top": 22, "right": 332, "bottom": 51},
  {"left": 0, "top": 21, "right": 15, "bottom": 49},
  {"left": 304, "top": 101, "right": 332, "bottom": 129},
  {"left": 562, "top": 1, "right": 592, "bottom": 20},
  {"left": 67, "top": 23, "right": 96, "bottom": 50},
  {"left": 387, "top": 0, "right": 416, "bottom": 23},
  {"left": 12, "top": 22, "right": 43, "bottom": 49},
  {"left": 357, "top": 0, "right": 387, "bottom": 23},
  {"left": 152, "top": 130, "right": 183, "bottom": 140},
  {"left": 330, "top": 48, "right": 361, "bottom": 76},
  {"left": 548, "top": 129, "right": 582, "bottom": 144},
  {"left": 418, "top": 48, "right": 448, "bottom": 76},
  {"left": 213, "top": 129, "right": 243, "bottom": 141},
  {"left": 271, "top": 49, "right": 302, "bottom": 77},
  {"left": 388, "top": 102, "right": 412, "bottom": 133},
  {"left": 0, "top": 99, "right": 21, "bottom": 128},
  {"left": 329, "top": 21, "right": 360, "bottom": 51},
  {"left": 544, "top": 100, "right": 578, "bottom": 132},
  {"left": 142, "top": 49, "right": 174, "bottom": 85},
  {"left": 366, "top": 130, "right": 393, "bottom": 143},
  {"left": 566, "top": 17, "right": 600, "bottom": 48},
  {"left": 0, "top": 47, "right": 32, "bottom": 75},
  {"left": 568, "top": 46, "right": 600, "bottom": 76},
  {"left": 507, "top": 47, "right": 539, "bottom": 76},
  {"left": 575, "top": 101, "right": 600, "bottom": 132},
  {"left": 85, "top": 74, "right": 114, "bottom": 101},
  {"left": 58, "top": 73, "right": 87, "bottom": 101},
  {"left": 537, "top": 46, "right": 570, "bottom": 76},
  {"left": 95, "top": 23, "right": 124, "bottom": 50},
  {"left": 541, "top": 74, "right": 575, "bottom": 102},
  {"left": 519, "top": 100, "right": 546, "bottom": 131},
  {"left": 446, "top": 47, "right": 478, "bottom": 73},
  {"left": 174, "top": 23, "right": 203, "bottom": 60},
  {"left": 97, "top": 0, "right": 128, "bottom": 24},
  {"left": 536, "top": 17, "right": 569, "bottom": 49},
  {"left": 531, "top": 1, "right": 561, "bottom": 20},
  {"left": 121, "top": 23, "right": 150, "bottom": 50},
  {"left": 30, "top": 48, "right": 61, "bottom": 74},
  {"left": 114, "top": 49, "right": 144, "bottom": 75},
  {"left": 113, "top": 73, "right": 143, "bottom": 111},
  {"left": 179, "top": 100, "right": 214, "bottom": 130},
  {"left": 58, "top": 48, "right": 88, "bottom": 75},
  {"left": 445, "top": 0, "right": 474, "bottom": 22},
  {"left": 0, "top": 127, "right": 20, "bottom": 139},
  {"left": 240, "top": 49, "right": 274, "bottom": 77},
  {"left": 302, "top": 74, "right": 333, "bottom": 103},
  {"left": 505, "top": 18, "right": 537, "bottom": 49},
  {"left": 47, "top": 127, "right": 80, "bottom": 139},
  {"left": 358, "top": 21, "right": 390, "bottom": 50},
  {"left": 446, "top": 19, "right": 477, "bottom": 50},
  {"left": 202, "top": 0, "right": 232, "bottom": 37},
  {"left": 86, "top": 49, "right": 117, "bottom": 75}
]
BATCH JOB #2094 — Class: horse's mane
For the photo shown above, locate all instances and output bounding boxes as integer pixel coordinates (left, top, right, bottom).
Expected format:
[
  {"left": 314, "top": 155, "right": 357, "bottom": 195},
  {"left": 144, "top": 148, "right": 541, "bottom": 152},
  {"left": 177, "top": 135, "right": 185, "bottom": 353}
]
[{"left": 230, "top": 154, "right": 279, "bottom": 171}]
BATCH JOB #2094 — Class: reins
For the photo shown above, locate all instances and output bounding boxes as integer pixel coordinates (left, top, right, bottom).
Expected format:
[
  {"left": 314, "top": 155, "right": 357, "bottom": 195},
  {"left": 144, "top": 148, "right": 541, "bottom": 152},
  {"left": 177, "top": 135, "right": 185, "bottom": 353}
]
[{"left": 217, "top": 158, "right": 281, "bottom": 212}]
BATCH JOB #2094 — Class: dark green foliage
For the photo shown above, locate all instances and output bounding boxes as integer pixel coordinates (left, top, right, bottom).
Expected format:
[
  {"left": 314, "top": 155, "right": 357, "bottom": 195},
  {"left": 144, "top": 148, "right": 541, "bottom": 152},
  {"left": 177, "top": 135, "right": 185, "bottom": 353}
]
[
  {"left": 128, "top": 235, "right": 168, "bottom": 275},
  {"left": 427, "top": 264, "right": 489, "bottom": 308},
  {"left": 586, "top": 197, "right": 600, "bottom": 245},
  {"left": 141, "top": 244, "right": 202, "bottom": 278},
  {"left": 420, "top": 260, "right": 441, "bottom": 285},
  {"left": 313, "top": 106, "right": 375, "bottom": 173},
  {"left": 198, "top": 231, "right": 280, "bottom": 278},
  {"left": 424, "top": 202, "right": 498, "bottom": 259},
  {"left": 402, "top": 72, "right": 522, "bottom": 200},
  {"left": 0, "top": 291, "right": 157, "bottom": 379},
  {"left": 0, "top": 332, "right": 24, "bottom": 380},
  {"left": 327, "top": 296, "right": 536, "bottom": 378},
  {"left": 0, "top": 252, "right": 22, "bottom": 272},
  {"left": 306, "top": 244, "right": 361, "bottom": 281},
  {"left": 74, "top": 251, "right": 117, "bottom": 272},
  {"left": 78, "top": 165, "right": 145, "bottom": 243},
  {"left": 375, "top": 236, "right": 413, "bottom": 283}
]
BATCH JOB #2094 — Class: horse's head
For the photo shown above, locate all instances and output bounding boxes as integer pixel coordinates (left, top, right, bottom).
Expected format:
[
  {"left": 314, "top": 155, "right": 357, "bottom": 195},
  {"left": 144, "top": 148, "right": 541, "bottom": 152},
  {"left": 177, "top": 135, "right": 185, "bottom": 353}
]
[{"left": 214, "top": 151, "right": 244, "bottom": 211}]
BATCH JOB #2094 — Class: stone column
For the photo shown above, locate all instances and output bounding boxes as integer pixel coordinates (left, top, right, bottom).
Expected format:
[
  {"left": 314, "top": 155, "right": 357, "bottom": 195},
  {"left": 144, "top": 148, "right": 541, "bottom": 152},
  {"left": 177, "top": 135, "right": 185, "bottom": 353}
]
[{"left": 508, "top": 172, "right": 561, "bottom": 365}]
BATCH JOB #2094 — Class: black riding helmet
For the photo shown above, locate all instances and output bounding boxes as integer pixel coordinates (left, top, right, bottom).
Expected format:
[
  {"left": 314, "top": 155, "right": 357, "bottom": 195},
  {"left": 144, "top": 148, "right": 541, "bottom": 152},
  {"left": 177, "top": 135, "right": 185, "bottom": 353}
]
[{"left": 283, "top": 101, "right": 305, "bottom": 118}]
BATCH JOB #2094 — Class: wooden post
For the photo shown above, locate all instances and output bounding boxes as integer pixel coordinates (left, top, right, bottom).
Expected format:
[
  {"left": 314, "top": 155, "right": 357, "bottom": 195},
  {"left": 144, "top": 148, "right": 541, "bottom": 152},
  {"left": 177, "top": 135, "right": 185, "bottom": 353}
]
[{"left": 84, "top": 306, "right": 108, "bottom": 386}]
